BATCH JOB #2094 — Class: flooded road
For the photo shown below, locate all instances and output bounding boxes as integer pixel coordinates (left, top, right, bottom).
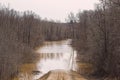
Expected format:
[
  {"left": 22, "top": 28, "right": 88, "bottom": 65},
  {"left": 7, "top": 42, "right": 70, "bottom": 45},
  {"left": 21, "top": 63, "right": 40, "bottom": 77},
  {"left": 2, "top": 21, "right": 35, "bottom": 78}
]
[
  {"left": 35, "top": 39, "right": 77, "bottom": 79},
  {"left": 15, "top": 39, "right": 79, "bottom": 80}
]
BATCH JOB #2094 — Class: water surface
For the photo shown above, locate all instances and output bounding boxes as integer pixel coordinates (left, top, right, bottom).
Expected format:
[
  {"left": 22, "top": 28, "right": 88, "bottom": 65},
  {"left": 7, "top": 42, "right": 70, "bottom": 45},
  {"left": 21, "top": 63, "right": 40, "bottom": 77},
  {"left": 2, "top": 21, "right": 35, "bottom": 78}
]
[{"left": 17, "top": 39, "right": 77, "bottom": 80}]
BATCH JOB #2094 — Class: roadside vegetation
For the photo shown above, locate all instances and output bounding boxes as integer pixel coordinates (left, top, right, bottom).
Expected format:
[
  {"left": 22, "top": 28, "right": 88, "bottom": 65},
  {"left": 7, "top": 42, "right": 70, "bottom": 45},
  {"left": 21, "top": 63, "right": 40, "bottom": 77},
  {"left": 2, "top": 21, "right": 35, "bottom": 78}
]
[{"left": 71, "top": 0, "right": 120, "bottom": 79}]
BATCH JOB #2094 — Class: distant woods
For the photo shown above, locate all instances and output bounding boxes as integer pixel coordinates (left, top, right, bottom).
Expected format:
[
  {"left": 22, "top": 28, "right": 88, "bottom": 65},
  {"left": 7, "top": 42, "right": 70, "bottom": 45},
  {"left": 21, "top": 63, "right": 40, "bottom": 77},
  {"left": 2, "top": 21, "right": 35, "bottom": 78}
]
[{"left": 0, "top": 0, "right": 120, "bottom": 79}]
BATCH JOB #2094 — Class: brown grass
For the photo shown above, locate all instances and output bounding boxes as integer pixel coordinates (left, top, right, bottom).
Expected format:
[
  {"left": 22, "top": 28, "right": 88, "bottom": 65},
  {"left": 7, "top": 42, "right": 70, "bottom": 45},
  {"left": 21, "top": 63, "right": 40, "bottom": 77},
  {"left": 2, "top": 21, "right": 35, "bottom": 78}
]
[{"left": 76, "top": 62, "right": 95, "bottom": 75}]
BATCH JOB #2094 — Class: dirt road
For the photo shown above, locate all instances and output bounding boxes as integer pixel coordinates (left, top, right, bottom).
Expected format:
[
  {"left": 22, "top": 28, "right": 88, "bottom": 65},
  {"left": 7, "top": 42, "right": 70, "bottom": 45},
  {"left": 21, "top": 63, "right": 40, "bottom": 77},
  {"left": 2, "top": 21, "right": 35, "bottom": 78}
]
[{"left": 39, "top": 70, "right": 87, "bottom": 80}]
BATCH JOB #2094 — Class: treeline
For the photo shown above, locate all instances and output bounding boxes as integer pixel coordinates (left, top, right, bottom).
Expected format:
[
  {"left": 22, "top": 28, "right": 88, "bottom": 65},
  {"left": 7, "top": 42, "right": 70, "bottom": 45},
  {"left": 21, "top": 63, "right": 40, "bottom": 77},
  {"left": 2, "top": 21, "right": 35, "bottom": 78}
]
[
  {"left": 0, "top": 6, "right": 43, "bottom": 80},
  {"left": 0, "top": 5, "right": 72, "bottom": 80},
  {"left": 72, "top": 0, "right": 120, "bottom": 79},
  {"left": 40, "top": 21, "right": 72, "bottom": 41}
]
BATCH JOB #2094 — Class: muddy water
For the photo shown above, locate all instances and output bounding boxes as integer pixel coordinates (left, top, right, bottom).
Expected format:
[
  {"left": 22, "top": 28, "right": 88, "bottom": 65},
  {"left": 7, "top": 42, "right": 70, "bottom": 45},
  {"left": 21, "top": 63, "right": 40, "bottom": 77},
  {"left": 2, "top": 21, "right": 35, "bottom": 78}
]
[{"left": 16, "top": 39, "right": 77, "bottom": 80}]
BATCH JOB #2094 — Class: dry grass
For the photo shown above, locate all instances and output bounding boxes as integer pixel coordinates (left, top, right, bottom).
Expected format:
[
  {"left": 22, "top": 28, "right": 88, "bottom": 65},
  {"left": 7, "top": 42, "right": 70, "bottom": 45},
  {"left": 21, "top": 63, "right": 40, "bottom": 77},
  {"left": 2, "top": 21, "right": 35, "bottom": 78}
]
[
  {"left": 12, "top": 63, "right": 37, "bottom": 80},
  {"left": 19, "top": 63, "right": 37, "bottom": 73},
  {"left": 76, "top": 62, "right": 94, "bottom": 75}
]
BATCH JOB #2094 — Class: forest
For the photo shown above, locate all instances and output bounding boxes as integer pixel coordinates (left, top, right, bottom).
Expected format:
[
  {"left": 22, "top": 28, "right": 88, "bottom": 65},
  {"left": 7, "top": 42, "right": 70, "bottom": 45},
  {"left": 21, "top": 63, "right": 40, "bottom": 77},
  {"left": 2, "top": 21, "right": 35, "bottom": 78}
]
[{"left": 0, "top": 0, "right": 120, "bottom": 80}]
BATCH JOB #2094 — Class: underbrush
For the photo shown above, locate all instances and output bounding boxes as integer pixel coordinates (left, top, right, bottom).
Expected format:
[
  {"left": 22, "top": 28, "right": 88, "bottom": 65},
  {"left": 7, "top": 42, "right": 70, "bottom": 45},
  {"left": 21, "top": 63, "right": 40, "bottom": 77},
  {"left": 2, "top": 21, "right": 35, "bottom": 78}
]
[{"left": 0, "top": 39, "right": 38, "bottom": 80}]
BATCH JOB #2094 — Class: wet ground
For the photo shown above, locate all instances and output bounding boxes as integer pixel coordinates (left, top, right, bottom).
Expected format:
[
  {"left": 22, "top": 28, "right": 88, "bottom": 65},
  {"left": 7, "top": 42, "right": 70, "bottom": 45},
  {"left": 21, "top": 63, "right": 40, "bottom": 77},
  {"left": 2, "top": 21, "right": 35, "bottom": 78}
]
[{"left": 13, "top": 40, "right": 90, "bottom": 80}]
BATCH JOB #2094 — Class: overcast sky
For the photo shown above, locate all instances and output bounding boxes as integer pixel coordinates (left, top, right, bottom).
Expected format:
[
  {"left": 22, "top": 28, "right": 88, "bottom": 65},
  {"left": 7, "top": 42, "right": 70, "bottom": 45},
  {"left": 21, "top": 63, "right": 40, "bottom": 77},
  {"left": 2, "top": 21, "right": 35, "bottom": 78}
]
[{"left": 0, "top": 0, "right": 99, "bottom": 22}]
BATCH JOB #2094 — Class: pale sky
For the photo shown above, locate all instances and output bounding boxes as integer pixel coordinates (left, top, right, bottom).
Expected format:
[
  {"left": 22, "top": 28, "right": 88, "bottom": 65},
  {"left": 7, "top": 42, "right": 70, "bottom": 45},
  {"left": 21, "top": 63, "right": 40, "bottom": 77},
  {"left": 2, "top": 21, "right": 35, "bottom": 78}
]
[{"left": 0, "top": 0, "right": 99, "bottom": 22}]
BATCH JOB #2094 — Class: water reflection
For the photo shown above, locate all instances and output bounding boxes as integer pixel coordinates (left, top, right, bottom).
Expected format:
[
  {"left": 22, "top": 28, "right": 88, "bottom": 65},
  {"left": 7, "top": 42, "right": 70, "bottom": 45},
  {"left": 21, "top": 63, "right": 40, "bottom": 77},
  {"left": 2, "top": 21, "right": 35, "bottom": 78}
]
[
  {"left": 35, "top": 39, "right": 77, "bottom": 79},
  {"left": 17, "top": 39, "right": 77, "bottom": 80},
  {"left": 39, "top": 53, "right": 63, "bottom": 60}
]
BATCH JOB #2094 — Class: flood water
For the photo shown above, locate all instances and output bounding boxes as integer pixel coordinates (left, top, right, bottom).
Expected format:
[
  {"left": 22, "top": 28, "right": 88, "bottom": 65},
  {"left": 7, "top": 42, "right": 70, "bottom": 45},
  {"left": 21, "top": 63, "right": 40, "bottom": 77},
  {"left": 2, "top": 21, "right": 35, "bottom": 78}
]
[{"left": 17, "top": 39, "right": 78, "bottom": 80}]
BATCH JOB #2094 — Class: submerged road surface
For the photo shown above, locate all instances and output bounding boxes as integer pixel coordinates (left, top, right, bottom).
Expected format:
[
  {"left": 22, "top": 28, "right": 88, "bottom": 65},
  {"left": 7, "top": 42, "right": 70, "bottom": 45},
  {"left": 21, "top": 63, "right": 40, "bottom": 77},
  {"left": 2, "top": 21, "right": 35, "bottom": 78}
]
[{"left": 16, "top": 40, "right": 87, "bottom": 80}]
